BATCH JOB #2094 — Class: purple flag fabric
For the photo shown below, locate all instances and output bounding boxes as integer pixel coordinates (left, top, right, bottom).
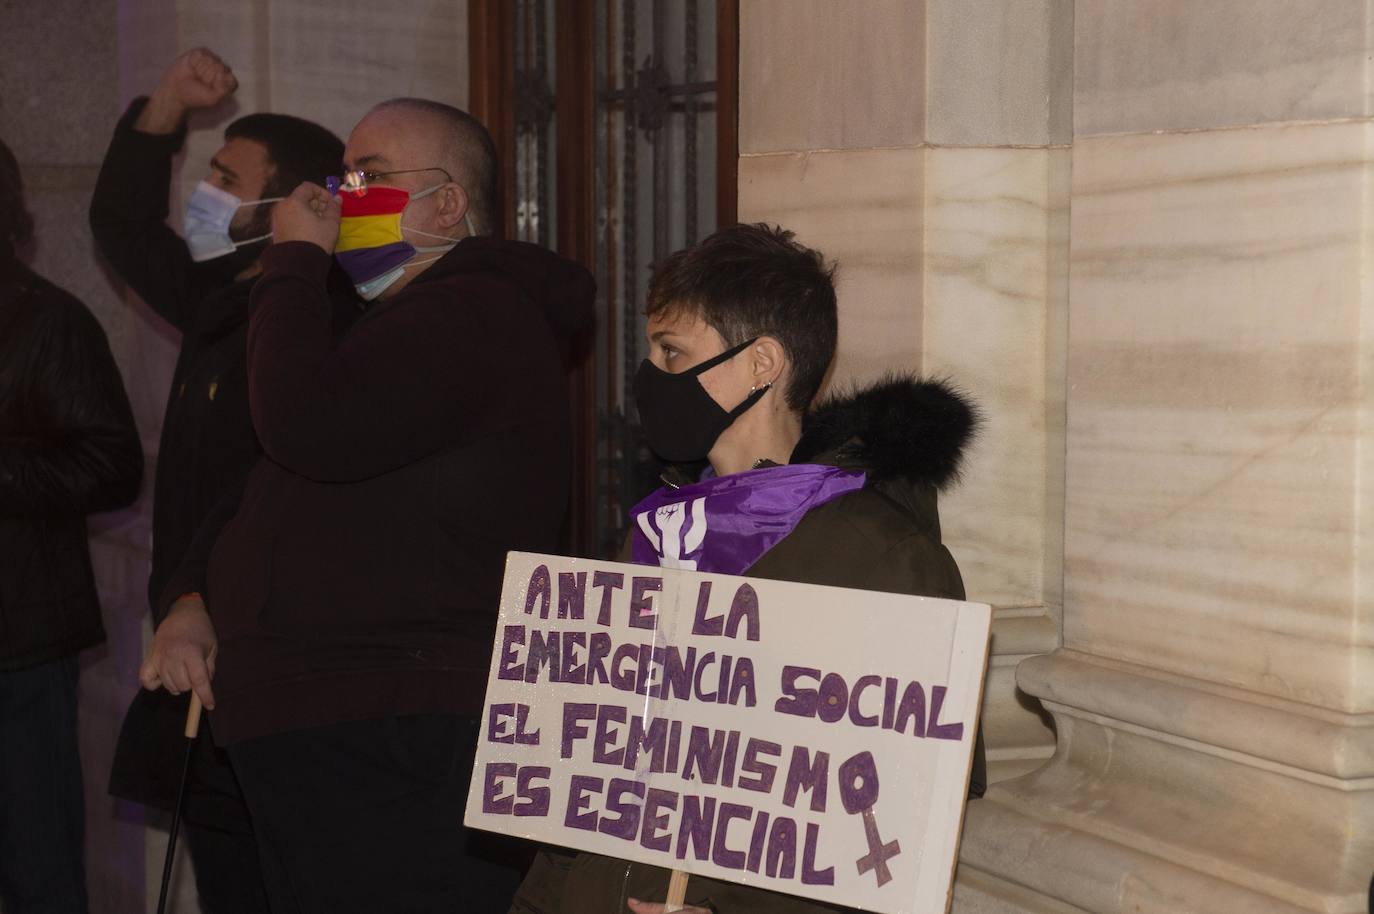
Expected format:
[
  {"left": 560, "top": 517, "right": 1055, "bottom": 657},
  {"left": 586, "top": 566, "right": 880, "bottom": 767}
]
[
  {"left": 334, "top": 241, "right": 414, "bottom": 286},
  {"left": 630, "top": 463, "right": 866, "bottom": 575}
]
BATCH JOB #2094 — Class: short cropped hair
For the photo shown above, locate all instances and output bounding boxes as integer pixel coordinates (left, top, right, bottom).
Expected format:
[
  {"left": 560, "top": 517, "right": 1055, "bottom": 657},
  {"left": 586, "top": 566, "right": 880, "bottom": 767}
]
[
  {"left": 646, "top": 224, "right": 838, "bottom": 411},
  {"left": 225, "top": 114, "right": 344, "bottom": 199},
  {"left": 373, "top": 98, "right": 499, "bottom": 236},
  {"left": 0, "top": 138, "right": 33, "bottom": 257}
]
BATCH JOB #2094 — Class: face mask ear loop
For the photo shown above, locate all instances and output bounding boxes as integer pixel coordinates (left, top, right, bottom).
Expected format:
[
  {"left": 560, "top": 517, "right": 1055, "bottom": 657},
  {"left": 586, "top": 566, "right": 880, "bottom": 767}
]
[
  {"left": 401, "top": 182, "right": 477, "bottom": 243},
  {"left": 402, "top": 224, "right": 462, "bottom": 249},
  {"left": 222, "top": 197, "right": 285, "bottom": 250},
  {"left": 408, "top": 183, "right": 479, "bottom": 236},
  {"left": 684, "top": 336, "right": 760, "bottom": 378},
  {"left": 234, "top": 231, "right": 273, "bottom": 249},
  {"left": 400, "top": 254, "right": 447, "bottom": 270}
]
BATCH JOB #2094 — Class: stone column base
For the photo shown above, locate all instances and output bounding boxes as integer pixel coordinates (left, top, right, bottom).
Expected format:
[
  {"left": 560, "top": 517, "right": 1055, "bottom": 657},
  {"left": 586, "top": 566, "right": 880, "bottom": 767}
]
[
  {"left": 983, "top": 608, "right": 1059, "bottom": 784},
  {"left": 953, "top": 650, "right": 1372, "bottom": 913}
]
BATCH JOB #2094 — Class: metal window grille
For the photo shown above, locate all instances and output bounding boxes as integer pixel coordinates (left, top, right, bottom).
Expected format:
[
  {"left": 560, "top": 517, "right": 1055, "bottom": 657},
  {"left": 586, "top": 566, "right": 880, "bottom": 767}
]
[{"left": 513, "top": 0, "right": 721, "bottom": 557}]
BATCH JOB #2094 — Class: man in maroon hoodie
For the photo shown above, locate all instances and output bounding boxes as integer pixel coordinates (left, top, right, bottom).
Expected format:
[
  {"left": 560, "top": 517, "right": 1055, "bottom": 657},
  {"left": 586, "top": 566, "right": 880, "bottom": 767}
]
[{"left": 142, "top": 98, "right": 595, "bottom": 911}]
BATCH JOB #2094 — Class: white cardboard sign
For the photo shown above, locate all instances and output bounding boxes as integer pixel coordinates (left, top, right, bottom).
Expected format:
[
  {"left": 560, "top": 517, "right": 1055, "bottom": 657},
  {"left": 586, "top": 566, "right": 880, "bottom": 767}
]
[{"left": 464, "top": 552, "right": 991, "bottom": 914}]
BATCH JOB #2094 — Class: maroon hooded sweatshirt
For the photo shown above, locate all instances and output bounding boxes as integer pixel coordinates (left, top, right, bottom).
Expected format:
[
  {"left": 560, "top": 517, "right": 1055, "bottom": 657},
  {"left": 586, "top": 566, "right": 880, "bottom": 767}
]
[{"left": 177, "top": 238, "right": 594, "bottom": 746}]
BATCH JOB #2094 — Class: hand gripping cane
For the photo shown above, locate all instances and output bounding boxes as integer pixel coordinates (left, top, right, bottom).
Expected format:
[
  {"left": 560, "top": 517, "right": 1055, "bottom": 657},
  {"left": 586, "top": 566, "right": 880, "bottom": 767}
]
[{"left": 156, "top": 690, "right": 205, "bottom": 914}]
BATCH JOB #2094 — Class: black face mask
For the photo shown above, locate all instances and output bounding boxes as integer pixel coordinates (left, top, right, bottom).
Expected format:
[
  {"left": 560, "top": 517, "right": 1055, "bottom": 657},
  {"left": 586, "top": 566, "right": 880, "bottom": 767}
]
[{"left": 633, "top": 336, "right": 771, "bottom": 463}]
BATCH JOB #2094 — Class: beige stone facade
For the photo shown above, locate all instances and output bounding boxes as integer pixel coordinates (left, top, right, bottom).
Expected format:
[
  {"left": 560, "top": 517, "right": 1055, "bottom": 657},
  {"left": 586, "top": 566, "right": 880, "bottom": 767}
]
[{"left": 739, "top": 1, "right": 1371, "bottom": 911}]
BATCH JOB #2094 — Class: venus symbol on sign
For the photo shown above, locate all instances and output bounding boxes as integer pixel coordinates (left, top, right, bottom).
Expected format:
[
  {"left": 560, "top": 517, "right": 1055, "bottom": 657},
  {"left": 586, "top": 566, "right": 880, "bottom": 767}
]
[{"left": 840, "top": 750, "right": 901, "bottom": 887}]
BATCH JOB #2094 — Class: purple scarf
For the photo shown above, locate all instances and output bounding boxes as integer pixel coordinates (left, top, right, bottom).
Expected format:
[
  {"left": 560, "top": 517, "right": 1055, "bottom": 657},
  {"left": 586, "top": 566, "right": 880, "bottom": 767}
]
[{"left": 630, "top": 464, "right": 866, "bottom": 575}]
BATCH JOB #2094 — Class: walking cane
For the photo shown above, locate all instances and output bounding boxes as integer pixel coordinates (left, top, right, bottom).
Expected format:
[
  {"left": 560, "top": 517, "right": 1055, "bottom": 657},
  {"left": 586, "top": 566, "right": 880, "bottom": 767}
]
[{"left": 156, "top": 690, "right": 204, "bottom": 914}]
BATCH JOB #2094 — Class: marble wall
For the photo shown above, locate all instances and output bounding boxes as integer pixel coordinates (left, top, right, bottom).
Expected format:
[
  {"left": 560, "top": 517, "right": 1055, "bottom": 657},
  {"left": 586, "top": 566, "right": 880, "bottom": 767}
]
[
  {"left": 740, "top": 1, "right": 1373, "bottom": 911},
  {"left": 738, "top": 146, "right": 926, "bottom": 380},
  {"left": 1073, "top": 0, "right": 1374, "bottom": 136},
  {"left": 738, "top": 0, "right": 928, "bottom": 382},
  {"left": 739, "top": 0, "right": 1069, "bottom": 785},
  {"left": 1061, "top": 0, "right": 1374, "bottom": 719},
  {"left": 1066, "top": 121, "right": 1370, "bottom": 711},
  {"left": 2, "top": 2, "right": 467, "bottom": 911},
  {"left": 957, "top": 1, "right": 1374, "bottom": 911}
]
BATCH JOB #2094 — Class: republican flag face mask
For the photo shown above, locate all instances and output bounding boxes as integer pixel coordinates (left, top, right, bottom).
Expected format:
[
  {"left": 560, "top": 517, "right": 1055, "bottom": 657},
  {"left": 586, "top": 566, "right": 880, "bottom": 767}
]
[{"left": 332, "top": 184, "right": 471, "bottom": 300}]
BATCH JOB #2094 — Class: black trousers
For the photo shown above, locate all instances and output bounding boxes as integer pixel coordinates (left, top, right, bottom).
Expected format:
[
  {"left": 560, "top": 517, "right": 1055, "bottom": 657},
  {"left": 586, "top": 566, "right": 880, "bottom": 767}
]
[
  {"left": 227, "top": 714, "right": 525, "bottom": 914},
  {"left": 0, "top": 656, "right": 88, "bottom": 914},
  {"left": 110, "top": 686, "right": 271, "bottom": 914},
  {"left": 182, "top": 724, "right": 272, "bottom": 914}
]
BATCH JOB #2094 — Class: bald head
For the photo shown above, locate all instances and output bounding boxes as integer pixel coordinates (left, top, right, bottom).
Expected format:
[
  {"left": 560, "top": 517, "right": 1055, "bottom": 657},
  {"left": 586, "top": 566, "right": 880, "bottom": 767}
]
[{"left": 368, "top": 98, "right": 498, "bottom": 236}]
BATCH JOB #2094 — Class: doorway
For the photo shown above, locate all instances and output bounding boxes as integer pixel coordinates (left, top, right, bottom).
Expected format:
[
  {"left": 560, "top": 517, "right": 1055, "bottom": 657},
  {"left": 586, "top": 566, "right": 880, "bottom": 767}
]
[{"left": 470, "top": 0, "right": 739, "bottom": 557}]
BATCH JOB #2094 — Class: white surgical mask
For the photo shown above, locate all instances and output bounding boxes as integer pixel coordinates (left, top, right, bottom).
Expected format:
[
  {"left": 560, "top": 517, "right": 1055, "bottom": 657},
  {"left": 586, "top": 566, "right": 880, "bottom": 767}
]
[
  {"left": 183, "top": 181, "right": 284, "bottom": 263},
  {"left": 353, "top": 266, "right": 406, "bottom": 301}
]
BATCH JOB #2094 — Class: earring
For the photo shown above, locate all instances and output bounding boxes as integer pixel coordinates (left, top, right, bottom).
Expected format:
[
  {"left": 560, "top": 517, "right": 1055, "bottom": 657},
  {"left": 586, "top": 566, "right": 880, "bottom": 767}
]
[{"left": 749, "top": 381, "right": 773, "bottom": 395}]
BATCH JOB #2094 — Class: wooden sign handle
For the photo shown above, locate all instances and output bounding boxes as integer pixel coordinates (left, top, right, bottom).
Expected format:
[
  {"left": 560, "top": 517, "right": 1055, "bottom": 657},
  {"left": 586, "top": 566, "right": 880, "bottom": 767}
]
[{"left": 664, "top": 868, "right": 690, "bottom": 912}]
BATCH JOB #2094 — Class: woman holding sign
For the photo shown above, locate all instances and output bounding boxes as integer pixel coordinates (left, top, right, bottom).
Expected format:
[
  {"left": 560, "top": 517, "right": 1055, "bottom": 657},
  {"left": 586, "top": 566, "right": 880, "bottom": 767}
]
[{"left": 510, "top": 223, "right": 984, "bottom": 914}]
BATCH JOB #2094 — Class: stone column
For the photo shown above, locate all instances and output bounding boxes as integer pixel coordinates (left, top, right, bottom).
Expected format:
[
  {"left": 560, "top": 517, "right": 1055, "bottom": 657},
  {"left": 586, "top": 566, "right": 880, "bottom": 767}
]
[
  {"left": 921, "top": 0, "right": 1071, "bottom": 785},
  {"left": 956, "top": 2, "right": 1374, "bottom": 911},
  {"left": 737, "top": 0, "right": 1066, "bottom": 791},
  {"left": 737, "top": 0, "right": 928, "bottom": 382}
]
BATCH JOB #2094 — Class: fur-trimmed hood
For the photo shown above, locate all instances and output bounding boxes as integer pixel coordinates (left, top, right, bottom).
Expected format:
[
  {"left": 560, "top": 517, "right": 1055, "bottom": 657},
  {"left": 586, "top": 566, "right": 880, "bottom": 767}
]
[{"left": 792, "top": 374, "right": 979, "bottom": 490}]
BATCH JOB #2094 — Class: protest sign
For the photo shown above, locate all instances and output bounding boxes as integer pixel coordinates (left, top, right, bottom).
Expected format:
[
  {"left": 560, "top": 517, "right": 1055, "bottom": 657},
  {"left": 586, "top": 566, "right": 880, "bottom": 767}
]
[{"left": 464, "top": 552, "right": 991, "bottom": 913}]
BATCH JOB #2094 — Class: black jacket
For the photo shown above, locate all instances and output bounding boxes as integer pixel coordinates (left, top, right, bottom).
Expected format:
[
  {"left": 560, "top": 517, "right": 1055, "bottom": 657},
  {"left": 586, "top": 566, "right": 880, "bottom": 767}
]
[
  {"left": 192, "top": 238, "right": 595, "bottom": 746},
  {"left": 90, "top": 99, "right": 273, "bottom": 617},
  {"left": 0, "top": 256, "right": 142, "bottom": 671}
]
